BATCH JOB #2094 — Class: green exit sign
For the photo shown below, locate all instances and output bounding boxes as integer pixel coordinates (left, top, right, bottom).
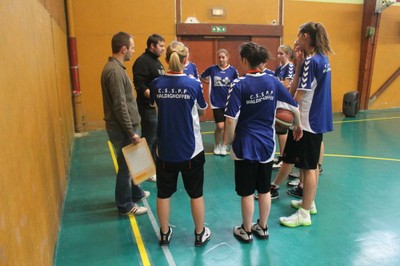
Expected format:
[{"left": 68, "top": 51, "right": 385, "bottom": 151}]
[{"left": 211, "top": 26, "right": 227, "bottom": 33}]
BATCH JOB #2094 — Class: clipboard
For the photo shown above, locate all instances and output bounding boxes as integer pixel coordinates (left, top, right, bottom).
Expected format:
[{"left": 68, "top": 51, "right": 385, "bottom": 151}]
[{"left": 122, "top": 138, "right": 156, "bottom": 185}]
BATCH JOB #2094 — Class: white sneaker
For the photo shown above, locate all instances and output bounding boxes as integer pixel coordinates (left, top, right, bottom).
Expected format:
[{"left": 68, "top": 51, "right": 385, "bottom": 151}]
[
  {"left": 147, "top": 174, "right": 157, "bottom": 182},
  {"left": 233, "top": 225, "right": 253, "bottom": 243},
  {"left": 251, "top": 220, "right": 269, "bottom": 239},
  {"left": 279, "top": 209, "right": 311, "bottom": 227},
  {"left": 291, "top": 199, "right": 317, "bottom": 215},
  {"left": 121, "top": 204, "right": 148, "bottom": 216},
  {"left": 289, "top": 169, "right": 300, "bottom": 178},
  {"left": 220, "top": 145, "right": 228, "bottom": 156},
  {"left": 194, "top": 226, "right": 212, "bottom": 247},
  {"left": 213, "top": 144, "right": 221, "bottom": 155},
  {"left": 137, "top": 191, "right": 150, "bottom": 203},
  {"left": 272, "top": 161, "right": 282, "bottom": 169},
  {"left": 287, "top": 178, "right": 300, "bottom": 186}
]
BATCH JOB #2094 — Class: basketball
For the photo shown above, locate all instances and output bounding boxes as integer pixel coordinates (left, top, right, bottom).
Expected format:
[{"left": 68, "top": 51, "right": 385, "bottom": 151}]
[{"left": 275, "top": 108, "right": 294, "bottom": 128}]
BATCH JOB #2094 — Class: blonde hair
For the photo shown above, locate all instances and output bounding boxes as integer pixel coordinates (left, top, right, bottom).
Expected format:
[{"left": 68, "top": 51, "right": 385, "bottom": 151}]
[
  {"left": 165, "top": 41, "right": 188, "bottom": 72},
  {"left": 217, "top": 48, "right": 229, "bottom": 57}
]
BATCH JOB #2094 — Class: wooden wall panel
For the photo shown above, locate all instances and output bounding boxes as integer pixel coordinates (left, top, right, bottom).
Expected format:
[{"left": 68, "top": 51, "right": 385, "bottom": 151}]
[{"left": 0, "top": 0, "right": 72, "bottom": 264}]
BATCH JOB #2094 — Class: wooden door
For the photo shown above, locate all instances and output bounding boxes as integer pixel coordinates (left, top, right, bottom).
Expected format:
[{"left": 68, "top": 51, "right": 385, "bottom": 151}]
[{"left": 180, "top": 36, "right": 250, "bottom": 121}]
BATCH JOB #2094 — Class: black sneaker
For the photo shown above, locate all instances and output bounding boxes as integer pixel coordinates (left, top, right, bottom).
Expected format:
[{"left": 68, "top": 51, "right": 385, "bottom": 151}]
[
  {"left": 233, "top": 225, "right": 253, "bottom": 243},
  {"left": 287, "top": 186, "right": 303, "bottom": 198},
  {"left": 251, "top": 219, "right": 269, "bottom": 240},
  {"left": 270, "top": 185, "right": 279, "bottom": 199},
  {"left": 318, "top": 164, "right": 323, "bottom": 175},
  {"left": 195, "top": 226, "right": 211, "bottom": 247},
  {"left": 159, "top": 226, "right": 173, "bottom": 245}
]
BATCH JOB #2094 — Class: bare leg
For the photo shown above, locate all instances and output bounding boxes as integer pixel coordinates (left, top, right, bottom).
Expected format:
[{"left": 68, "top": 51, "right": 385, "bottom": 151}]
[
  {"left": 278, "top": 133, "right": 287, "bottom": 155},
  {"left": 214, "top": 122, "right": 224, "bottom": 146},
  {"left": 241, "top": 195, "right": 254, "bottom": 232},
  {"left": 273, "top": 162, "right": 294, "bottom": 186},
  {"left": 157, "top": 197, "right": 170, "bottom": 233},
  {"left": 301, "top": 169, "right": 317, "bottom": 210},
  {"left": 191, "top": 196, "right": 205, "bottom": 234},
  {"left": 319, "top": 141, "right": 324, "bottom": 166},
  {"left": 257, "top": 192, "right": 271, "bottom": 228}
]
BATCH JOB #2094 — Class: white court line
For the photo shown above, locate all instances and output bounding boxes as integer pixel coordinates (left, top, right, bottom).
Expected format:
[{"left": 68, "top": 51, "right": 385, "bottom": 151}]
[{"left": 143, "top": 200, "right": 176, "bottom": 266}]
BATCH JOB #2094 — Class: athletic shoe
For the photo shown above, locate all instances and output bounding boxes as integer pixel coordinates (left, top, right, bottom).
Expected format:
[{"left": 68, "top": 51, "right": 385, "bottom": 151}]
[
  {"left": 279, "top": 209, "right": 311, "bottom": 227},
  {"left": 147, "top": 175, "right": 157, "bottom": 182},
  {"left": 159, "top": 226, "right": 173, "bottom": 245},
  {"left": 289, "top": 170, "right": 300, "bottom": 179},
  {"left": 287, "top": 178, "right": 300, "bottom": 187},
  {"left": 318, "top": 164, "right": 323, "bottom": 175},
  {"left": 120, "top": 204, "right": 148, "bottom": 216},
  {"left": 272, "top": 157, "right": 282, "bottom": 169},
  {"left": 251, "top": 220, "right": 269, "bottom": 239},
  {"left": 233, "top": 225, "right": 253, "bottom": 243},
  {"left": 287, "top": 185, "right": 303, "bottom": 198},
  {"left": 137, "top": 191, "right": 150, "bottom": 203},
  {"left": 270, "top": 185, "right": 279, "bottom": 199},
  {"left": 194, "top": 226, "right": 212, "bottom": 247},
  {"left": 213, "top": 144, "right": 221, "bottom": 155},
  {"left": 291, "top": 199, "right": 318, "bottom": 215},
  {"left": 220, "top": 145, "right": 228, "bottom": 156}
]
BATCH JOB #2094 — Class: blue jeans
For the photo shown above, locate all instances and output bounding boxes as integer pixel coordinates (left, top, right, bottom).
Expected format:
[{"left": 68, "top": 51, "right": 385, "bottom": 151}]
[
  {"left": 107, "top": 129, "right": 145, "bottom": 213},
  {"left": 138, "top": 107, "right": 157, "bottom": 160}
]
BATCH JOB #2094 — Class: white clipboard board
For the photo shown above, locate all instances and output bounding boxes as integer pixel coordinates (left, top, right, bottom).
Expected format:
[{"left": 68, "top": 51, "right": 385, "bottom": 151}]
[{"left": 122, "top": 138, "right": 156, "bottom": 185}]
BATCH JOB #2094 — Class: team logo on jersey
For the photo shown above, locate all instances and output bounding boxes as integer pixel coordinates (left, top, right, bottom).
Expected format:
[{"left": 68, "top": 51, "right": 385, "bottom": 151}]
[
  {"left": 246, "top": 90, "right": 274, "bottom": 104},
  {"left": 213, "top": 76, "right": 231, "bottom": 87}
]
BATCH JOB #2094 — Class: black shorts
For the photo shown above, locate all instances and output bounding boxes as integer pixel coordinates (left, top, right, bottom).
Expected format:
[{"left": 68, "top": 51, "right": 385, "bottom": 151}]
[
  {"left": 282, "top": 130, "right": 322, "bottom": 170},
  {"left": 213, "top": 109, "right": 225, "bottom": 123},
  {"left": 234, "top": 160, "right": 273, "bottom": 197},
  {"left": 275, "top": 124, "right": 288, "bottom": 135},
  {"left": 156, "top": 151, "right": 205, "bottom": 199}
]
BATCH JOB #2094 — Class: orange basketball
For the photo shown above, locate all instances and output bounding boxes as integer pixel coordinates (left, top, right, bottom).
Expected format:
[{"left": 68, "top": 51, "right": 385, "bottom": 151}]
[{"left": 275, "top": 108, "right": 294, "bottom": 128}]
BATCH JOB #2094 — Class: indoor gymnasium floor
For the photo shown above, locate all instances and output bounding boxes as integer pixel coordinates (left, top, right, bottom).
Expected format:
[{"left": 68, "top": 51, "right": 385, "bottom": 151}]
[{"left": 55, "top": 109, "right": 400, "bottom": 266}]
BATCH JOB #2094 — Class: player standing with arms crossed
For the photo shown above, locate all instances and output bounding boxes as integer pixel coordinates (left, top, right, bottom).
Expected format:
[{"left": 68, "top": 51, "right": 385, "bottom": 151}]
[{"left": 279, "top": 22, "right": 333, "bottom": 227}]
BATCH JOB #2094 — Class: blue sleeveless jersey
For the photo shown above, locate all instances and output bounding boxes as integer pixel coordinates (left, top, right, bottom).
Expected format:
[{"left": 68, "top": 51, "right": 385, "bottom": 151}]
[
  {"left": 297, "top": 53, "right": 333, "bottom": 134},
  {"left": 150, "top": 74, "right": 208, "bottom": 162},
  {"left": 200, "top": 65, "right": 239, "bottom": 109},
  {"left": 225, "top": 72, "right": 298, "bottom": 162}
]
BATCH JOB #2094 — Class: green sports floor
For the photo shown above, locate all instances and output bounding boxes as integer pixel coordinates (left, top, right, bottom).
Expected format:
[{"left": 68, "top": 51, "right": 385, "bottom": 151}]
[{"left": 54, "top": 109, "right": 400, "bottom": 266}]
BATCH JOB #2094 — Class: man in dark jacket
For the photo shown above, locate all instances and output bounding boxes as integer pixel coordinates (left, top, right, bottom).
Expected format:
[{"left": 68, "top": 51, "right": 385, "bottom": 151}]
[{"left": 132, "top": 34, "right": 165, "bottom": 182}]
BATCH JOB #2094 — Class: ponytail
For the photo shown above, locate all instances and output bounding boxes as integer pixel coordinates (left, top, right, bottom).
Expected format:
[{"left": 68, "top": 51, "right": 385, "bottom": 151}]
[
  {"left": 300, "top": 22, "right": 333, "bottom": 55},
  {"left": 165, "top": 41, "right": 188, "bottom": 72}
]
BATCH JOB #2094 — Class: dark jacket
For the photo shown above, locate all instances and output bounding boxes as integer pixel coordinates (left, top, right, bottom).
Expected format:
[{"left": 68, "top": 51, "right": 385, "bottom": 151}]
[{"left": 132, "top": 49, "right": 165, "bottom": 108}]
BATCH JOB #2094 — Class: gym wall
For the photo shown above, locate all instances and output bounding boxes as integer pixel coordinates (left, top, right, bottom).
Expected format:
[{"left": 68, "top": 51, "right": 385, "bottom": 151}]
[
  {"left": 0, "top": 0, "right": 73, "bottom": 265},
  {"left": 70, "top": 0, "right": 400, "bottom": 130}
]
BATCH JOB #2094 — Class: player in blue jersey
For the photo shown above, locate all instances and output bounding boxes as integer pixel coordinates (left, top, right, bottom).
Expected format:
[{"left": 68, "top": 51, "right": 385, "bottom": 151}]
[
  {"left": 183, "top": 45, "right": 200, "bottom": 79},
  {"left": 279, "top": 22, "right": 333, "bottom": 228},
  {"left": 149, "top": 41, "right": 211, "bottom": 247},
  {"left": 200, "top": 49, "right": 239, "bottom": 156},
  {"left": 223, "top": 42, "right": 302, "bottom": 243},
  {"left": 273, "top": 45, "right": 296, "bottom": 169}
]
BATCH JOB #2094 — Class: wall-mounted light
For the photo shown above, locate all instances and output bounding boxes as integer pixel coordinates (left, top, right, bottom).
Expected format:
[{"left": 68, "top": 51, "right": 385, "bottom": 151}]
[{"left": 210, "top": 8, "right": 225, "bottom": 17}]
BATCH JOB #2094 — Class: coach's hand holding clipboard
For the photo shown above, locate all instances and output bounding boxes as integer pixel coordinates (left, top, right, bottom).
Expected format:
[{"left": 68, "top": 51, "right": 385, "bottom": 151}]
[{"left": 122, "top": 138, "right": 156, "bottom": 185}]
